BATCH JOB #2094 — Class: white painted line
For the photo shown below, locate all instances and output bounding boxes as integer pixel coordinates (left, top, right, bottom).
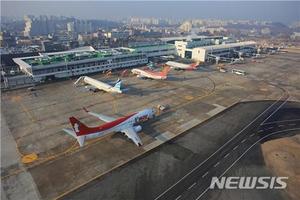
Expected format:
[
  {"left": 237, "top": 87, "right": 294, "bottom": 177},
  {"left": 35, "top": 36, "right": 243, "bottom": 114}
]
[
  {"left": 188, "top": 182, "right": 197, "bottom": 190},
  {"left": 250, "top": 133, "right": 255, "bottom": 137},
  {"left": 213, "top": 162, "right": 220, "bottom": 168},
  {"left": 175, "top": 195, "right": 182, "bottom": 200},
  {"left": 195, "top": 128, "right": 300, "bottom": 200},
  {"left": 233, "top": 145, "right": 239, "bottom": 150},
  {"left": 260, "top": 98, "right": 289, "bottom": 125},
  {"left": 258, "top": 130, "right": 264, "bottom": 133},
  {"left": 263, "top": 118, "right": 300, "bottom": 125},
  {"left": 202, "top": 171, "right": 209, "bottom": 178},
  {"left": 288, "top": 123, "right": 296, "bottom": 126},
  {"left": 241, "top": 139, "right": 247, "bottom": 143},
  {"left": 268, "top": 126, "right": 274, "bottom": 129},
  {"left": 154, "top": 96, "right": 286, "bottom": 200},
  {"left": 278, "top": 124, "right": 284, "bottom": 127},
  {"left": 224, "top": 153, "right": 230, "bottom": 158}
]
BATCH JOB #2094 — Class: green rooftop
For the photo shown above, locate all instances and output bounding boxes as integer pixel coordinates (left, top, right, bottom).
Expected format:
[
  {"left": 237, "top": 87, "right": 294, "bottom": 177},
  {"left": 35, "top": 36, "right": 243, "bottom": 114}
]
[
  {"left": 22, "top": 44, "right": 175, "bottom": 67},
  {"left": 23, "top": 49, "right": 135, "bottom": 67}
]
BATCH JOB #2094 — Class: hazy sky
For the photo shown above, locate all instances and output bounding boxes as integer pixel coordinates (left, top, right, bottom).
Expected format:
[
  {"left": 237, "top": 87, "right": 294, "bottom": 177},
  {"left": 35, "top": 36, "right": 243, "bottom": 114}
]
[{"left": 1, "top": 1, "right": 300, "bottom": 24}]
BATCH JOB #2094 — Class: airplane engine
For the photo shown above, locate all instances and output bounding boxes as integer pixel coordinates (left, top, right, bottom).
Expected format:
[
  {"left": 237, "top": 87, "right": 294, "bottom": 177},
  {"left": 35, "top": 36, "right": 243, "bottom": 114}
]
[{"left": 133, "top": 125, "right": 142, "bottom": 132}]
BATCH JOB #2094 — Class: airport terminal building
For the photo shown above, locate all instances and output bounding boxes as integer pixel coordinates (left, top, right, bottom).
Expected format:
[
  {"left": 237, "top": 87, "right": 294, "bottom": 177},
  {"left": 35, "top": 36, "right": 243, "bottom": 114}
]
[
  {"left": 13, "top": 36, "right": 255, "bottom": 82},
  {"left": 170, "top": 36, "right": 256, "bottom": 62},
  {"left": 13, "top": 44, "right": 176, "bottom": 82}
]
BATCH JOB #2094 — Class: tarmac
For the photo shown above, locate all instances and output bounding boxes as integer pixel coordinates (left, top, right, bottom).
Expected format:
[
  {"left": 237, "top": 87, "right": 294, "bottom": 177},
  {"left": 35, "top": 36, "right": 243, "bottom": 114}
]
[{"left": 1, "top": 51, "right": 299, "bottom": 200}]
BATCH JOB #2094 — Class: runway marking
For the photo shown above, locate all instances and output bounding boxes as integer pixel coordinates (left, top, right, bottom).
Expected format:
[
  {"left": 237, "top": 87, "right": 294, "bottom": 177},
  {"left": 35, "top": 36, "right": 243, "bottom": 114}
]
[
  {"left": 154, "top": 96, "right": 286, "bottom": 200},
  {"left": 241, "top": 139, "right": 247, "bottom": 143},
  {"left": 233, "top": 145, "right": 239, "bottom": 150},
  {"left": 288, "top": 123, "right": 296, "bottom": 126},
  {"left": 260, "top": 97, "right": 289, "bottom": 125},
  {"left": 224, "top": 153, "right": 230, "bottom": 158},
  {"left": 213, "top": 162, "right": 220, "bottom": 168},
  {"left": 188, "top": 182, "right": 197, "bottom": 190},
  {"left": 202, "top": 171, "right": 209, "bottom": 178},
  {"left": 263, "top": 118, "right": 300, "bottom": 125},
  {"left": 195, "top": 128, "right": 300, "bottom": 200},
  {"left": 175, "top": 195, "right": 182, "bottom": 200}
]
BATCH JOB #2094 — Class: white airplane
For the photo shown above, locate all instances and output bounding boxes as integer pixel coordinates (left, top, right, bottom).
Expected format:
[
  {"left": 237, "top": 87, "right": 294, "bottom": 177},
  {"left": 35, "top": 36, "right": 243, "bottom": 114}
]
[
  {"left": 74, "top": 76, "right": 123, "bottom": 93},
  {"left": 131, "top": 65, "right": 171, "bottom": 80},
  {"left": 166, "top": 61, "right": 198, "bottom": 70},
  {"left": 63, "top": 107, "right": 155, "bottom": 147}
]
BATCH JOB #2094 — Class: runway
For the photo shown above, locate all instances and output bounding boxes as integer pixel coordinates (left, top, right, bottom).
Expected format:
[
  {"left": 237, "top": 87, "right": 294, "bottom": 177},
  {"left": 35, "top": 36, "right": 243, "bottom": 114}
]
[{"left": 155, "top": 98, "right": 300, "bottom": 200}]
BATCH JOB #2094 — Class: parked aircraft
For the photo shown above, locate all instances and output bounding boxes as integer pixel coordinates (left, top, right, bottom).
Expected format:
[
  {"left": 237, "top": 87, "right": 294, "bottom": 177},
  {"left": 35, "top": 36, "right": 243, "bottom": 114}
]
[
  {"left": 63, "top": 108, "right": 155, "bottom": 147},
  {"left": 166, "top": 61, "right": 198, "bottom": 70},
  {"left": 74, "top": 76, "right": 123, "bottom": 93},
  {"left": 131, "top": 65, "right": 171, "bottom": 80}
]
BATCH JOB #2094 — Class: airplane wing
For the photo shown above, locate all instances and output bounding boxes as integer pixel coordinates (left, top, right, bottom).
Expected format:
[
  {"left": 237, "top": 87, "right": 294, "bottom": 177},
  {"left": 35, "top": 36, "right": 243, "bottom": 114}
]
[
  {"left": 83, "top": 107, "right": 116, "bottom": 122},
  {"left": 62, "top": 128, "right": 77, "bottom": 138},
  {"left": 121, "top": 127, "right": 142, "bottom": 146}
]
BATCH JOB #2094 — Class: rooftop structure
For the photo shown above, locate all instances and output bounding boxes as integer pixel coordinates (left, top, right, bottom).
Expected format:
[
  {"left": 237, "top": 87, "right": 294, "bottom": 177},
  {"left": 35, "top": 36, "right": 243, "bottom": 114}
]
[
  {"left": 13, "top": 44, "right": 176, "bottom": 82},
  {"left": 13, "top": 46, "right": 148, "bottom": 82}
]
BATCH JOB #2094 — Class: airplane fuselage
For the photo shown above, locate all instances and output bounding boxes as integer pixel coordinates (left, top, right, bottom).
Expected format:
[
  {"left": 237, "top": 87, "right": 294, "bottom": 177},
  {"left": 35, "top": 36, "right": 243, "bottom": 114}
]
[
  {"left": 131, "top": 69, "right": 167, "bottom": 80},
  {"left": 80, "top": 108, "right": 154, "bottom": 140},
  {"left": 166, "top": 61, "right": 197, "bottom": 70},
  {"left": 80, "top": 76, "right": 122, "bottom": 93}
]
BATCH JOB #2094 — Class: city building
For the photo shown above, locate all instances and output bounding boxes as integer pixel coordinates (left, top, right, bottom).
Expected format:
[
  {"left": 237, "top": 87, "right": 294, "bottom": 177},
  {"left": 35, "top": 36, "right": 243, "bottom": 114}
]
[{"left": 104, "top": 31, "right": 131, "bottom": 40}]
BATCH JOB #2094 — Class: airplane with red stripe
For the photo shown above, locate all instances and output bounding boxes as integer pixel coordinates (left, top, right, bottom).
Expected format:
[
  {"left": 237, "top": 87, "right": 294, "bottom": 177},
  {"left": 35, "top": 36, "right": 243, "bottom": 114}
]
[
  {"left": 63, "top": 108, "right": 155, "bottom": 147},
  {"left": 166, "top": 61, "right": 198, "bottom": 70},
  {"left": 131, "top": 65, "right": 171, "bottom": 80}
]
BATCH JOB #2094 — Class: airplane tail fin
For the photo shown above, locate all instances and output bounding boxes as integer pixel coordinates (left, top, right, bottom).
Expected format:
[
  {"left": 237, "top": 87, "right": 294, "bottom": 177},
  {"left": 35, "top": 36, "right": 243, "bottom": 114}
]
[
  {"left": 161, "top": 66, "right": 171, "bottom": 75},
  {"left": 62, "top": 128, "right": 85, "bottom": 147},
  {"left": 69, "top": 116, "right": 91, "bottom": 136},
  {"left": 113, "top": 79, "right": 122, "bottom": 90}
]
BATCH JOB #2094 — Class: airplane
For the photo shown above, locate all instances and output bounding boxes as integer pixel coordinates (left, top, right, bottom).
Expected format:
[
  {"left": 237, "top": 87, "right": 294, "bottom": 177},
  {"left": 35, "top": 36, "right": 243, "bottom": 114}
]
[
  {"left": 74, "top": 76, "right": 123, "bottom": 93},
  {"left": 62, "top": 107, "right": 155, "bottom": 147},
  {"left": 131, "top": 65, "right": 171, "bottom": 80},
  {"left": 166, "top": 61, "right": 198, "bottom": 70}
]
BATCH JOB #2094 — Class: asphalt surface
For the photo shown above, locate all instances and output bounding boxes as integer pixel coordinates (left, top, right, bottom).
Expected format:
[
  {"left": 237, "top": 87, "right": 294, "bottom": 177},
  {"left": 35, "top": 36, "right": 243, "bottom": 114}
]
[
  {"left": 176, "top": 102, "right": 300, "bottom": 200},
  {"left": 60, "top": 99, "right": 300, "bottom": 200}
]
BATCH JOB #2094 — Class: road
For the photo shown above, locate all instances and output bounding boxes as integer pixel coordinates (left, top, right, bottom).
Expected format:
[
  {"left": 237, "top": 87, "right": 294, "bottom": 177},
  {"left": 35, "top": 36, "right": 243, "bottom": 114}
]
[{"left": 155, "top": 95, "right": 300, "bottom": 200}]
